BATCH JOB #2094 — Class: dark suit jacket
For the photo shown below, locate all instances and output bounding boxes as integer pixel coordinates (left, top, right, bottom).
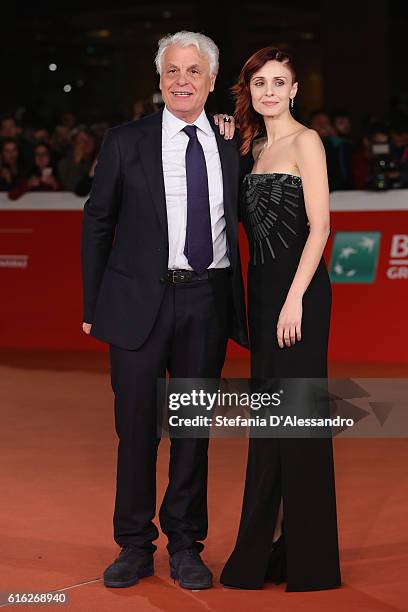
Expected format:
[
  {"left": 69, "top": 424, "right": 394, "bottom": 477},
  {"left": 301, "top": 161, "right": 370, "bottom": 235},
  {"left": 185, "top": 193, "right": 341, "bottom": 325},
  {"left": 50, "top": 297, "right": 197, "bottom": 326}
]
[{"left": 81, "top": 108, "right": 249, "bottom": 350}]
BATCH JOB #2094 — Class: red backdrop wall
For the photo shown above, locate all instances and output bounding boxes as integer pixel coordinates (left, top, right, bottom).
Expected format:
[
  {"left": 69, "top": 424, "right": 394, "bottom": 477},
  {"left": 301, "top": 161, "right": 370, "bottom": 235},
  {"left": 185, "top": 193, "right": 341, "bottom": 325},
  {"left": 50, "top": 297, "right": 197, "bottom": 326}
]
[{"left": 1, "top": 197, "right": 407, "bottom": 363}]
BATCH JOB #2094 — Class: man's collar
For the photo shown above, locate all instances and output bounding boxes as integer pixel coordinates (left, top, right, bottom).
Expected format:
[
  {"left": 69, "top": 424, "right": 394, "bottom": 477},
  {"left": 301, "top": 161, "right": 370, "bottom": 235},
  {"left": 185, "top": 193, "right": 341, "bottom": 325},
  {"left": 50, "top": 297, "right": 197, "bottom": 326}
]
[{"left": 163, "top": 105, "right": 213, "bottom": 138}]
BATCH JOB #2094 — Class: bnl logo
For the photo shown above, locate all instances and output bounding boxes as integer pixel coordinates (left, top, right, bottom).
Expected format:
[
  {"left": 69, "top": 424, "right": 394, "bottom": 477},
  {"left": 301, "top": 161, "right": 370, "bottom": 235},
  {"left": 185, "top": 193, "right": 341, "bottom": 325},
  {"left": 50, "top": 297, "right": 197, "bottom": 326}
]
[
  {"left": 387, "top": 235, "right": 408, "bottom": 279},
  {"left": 329, "top": 232, "right": 381, "bottom": 283}
]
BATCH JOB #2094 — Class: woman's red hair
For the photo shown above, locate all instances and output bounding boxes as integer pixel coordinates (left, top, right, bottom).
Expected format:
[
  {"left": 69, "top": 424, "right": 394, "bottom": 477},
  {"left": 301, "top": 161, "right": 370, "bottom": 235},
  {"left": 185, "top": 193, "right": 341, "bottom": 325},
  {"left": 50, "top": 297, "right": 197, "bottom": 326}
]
[{"left": 232, "top": 47, "right": 297, "bottom": 155}]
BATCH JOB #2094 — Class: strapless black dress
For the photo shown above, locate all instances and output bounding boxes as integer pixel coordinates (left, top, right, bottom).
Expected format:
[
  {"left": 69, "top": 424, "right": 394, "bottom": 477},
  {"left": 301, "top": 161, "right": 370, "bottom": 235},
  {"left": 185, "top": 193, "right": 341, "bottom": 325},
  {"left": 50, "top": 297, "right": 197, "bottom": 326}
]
[{"left": 220, "top": 173, "right": 341, "bottom": 591}]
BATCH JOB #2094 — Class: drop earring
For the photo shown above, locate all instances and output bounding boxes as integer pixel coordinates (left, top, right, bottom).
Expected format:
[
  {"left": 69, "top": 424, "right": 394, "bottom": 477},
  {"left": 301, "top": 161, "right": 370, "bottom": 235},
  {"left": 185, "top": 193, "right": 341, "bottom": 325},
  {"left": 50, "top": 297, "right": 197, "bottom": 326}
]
[{"left": 290, "top": 98, "right": 294, "bottom": 109}]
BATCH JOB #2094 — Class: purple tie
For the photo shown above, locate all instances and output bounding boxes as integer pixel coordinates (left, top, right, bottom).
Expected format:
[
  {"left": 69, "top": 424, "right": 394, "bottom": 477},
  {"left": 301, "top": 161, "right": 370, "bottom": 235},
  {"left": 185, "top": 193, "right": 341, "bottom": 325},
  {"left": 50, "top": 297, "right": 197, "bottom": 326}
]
[{"left": 183, "top": 125, "right": 213, "bottom": 274}]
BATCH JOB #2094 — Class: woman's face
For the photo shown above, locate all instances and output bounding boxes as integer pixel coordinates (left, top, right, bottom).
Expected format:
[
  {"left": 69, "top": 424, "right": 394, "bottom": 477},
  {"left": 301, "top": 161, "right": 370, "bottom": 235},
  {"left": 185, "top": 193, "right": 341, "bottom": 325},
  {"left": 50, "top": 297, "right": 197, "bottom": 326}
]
[
  {"left": 249, "top": 60, "right": 297, "bottom": 118},
  {"left": 34, "top": 146, "right": 50, "bottom": 169}
]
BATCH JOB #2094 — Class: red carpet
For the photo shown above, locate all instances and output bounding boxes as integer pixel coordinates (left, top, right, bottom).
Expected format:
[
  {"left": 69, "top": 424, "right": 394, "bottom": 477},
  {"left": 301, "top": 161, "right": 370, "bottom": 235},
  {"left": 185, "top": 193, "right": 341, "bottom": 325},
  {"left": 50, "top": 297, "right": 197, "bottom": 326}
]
[{"left": 1, "top": 349, "right": 407, "bottom": 611}]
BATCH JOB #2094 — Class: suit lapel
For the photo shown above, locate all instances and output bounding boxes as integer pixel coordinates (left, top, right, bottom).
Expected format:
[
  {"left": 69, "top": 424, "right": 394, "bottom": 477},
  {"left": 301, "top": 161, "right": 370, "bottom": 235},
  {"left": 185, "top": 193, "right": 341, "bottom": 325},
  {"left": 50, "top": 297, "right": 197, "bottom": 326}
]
[{"left": 139, "top": 109, "right": 168, "bottom": 239}]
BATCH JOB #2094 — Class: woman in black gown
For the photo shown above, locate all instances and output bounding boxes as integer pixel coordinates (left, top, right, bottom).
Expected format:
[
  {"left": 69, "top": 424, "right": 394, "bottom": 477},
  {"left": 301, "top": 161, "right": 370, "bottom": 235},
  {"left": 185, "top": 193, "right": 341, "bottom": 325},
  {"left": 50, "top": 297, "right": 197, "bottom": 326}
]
[{"left": 220, "top": 48, "right": 342, "bottom": 591}]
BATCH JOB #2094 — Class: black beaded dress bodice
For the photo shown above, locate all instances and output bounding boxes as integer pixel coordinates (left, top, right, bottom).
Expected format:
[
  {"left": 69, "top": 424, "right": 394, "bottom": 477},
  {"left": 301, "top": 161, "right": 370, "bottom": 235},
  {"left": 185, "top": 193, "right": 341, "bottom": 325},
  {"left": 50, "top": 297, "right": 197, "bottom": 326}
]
[{"left": 241, "top": 173, "right": 307, "bottom": 266}]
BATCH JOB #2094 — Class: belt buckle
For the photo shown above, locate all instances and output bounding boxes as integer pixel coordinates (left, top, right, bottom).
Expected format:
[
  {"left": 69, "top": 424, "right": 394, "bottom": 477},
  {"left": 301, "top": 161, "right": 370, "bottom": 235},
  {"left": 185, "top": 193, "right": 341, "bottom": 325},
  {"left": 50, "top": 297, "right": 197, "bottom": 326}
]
[{"left": 170, "top": 270, "right": 192, "bottom": 283}]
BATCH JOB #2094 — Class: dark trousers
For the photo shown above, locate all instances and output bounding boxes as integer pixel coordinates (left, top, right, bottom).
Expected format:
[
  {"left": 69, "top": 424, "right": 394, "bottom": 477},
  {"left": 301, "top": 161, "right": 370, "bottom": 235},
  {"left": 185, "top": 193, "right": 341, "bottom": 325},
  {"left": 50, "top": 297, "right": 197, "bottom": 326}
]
[{"left": 109, "top": 272, "right": 230, "bottom": 555}]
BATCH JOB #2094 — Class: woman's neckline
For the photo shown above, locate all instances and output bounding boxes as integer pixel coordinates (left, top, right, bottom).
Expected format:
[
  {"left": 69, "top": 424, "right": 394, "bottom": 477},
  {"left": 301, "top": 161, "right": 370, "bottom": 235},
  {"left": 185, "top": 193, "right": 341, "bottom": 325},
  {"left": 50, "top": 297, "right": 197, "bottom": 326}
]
[{"left": 246, "top": 172, "right": 302, "bottom": 180}]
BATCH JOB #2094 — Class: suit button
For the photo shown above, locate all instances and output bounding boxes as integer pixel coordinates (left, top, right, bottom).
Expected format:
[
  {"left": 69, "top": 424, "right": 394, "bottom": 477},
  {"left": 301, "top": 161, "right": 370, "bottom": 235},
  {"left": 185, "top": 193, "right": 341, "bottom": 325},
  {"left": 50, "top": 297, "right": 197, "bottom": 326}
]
[{"left": 159, "top": 277, "right": 165, "bottom": 283}]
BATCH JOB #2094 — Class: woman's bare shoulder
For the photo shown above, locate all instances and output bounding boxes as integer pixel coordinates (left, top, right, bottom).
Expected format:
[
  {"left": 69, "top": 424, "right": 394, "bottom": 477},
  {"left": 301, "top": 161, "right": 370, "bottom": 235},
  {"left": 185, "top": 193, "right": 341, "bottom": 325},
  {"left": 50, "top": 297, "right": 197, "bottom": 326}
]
[{"left": 294, "top": 127, "right": 322, "bottom": 147}]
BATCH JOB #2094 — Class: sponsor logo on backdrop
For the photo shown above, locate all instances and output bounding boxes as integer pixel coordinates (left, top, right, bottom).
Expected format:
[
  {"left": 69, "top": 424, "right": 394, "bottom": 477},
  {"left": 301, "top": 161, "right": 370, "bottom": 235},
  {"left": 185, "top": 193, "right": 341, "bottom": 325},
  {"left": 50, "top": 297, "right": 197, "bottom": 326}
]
[
  {"left": 329, "top": 232, "right": 381, "bottom": 283},
  {"left": 0, "top": 254, "right": 29, "bottom": 269},
  {"left": 387, "top": 235, "right": 408, "bottom": 279}
]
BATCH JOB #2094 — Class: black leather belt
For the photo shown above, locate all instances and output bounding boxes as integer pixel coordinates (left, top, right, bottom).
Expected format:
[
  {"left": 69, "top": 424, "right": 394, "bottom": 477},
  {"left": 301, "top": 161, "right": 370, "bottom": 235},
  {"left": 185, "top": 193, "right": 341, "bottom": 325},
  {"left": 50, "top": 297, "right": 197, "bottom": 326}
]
[{"left": 166, "top": 268, "right": 230, "bottom": 284}]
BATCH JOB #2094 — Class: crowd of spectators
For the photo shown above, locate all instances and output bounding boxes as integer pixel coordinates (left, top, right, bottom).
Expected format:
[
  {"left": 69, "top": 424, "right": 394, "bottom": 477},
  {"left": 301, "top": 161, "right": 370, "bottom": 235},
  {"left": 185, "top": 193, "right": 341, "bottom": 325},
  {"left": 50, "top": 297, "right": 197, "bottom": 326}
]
[
  {"left": 0, "top": 111, "right": 110, "bottom": 200},
  {"left": 1, "top": 100, "right": 408, "bottom": 200},
  {"left": 310, "top": 110, "right": 408, "bottom": 191}
]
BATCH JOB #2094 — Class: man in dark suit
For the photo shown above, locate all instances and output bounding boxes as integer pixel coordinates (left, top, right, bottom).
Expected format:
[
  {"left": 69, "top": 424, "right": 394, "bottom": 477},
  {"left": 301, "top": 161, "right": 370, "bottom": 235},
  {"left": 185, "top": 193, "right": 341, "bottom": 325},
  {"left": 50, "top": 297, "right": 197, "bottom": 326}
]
[{"left": 81, "top": 31, "right": 248, "bottom": 591}]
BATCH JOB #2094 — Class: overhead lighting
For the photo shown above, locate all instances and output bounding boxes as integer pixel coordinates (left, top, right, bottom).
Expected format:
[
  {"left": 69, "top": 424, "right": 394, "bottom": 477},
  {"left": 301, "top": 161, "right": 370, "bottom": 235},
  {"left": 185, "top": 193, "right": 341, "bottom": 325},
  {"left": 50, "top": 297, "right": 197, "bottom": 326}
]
[
  {"left": 49, "top": 63, "right": 57, "bottom": 71},
  {"left": 63, "top": 84, "right": 72, "bottom": 93}
]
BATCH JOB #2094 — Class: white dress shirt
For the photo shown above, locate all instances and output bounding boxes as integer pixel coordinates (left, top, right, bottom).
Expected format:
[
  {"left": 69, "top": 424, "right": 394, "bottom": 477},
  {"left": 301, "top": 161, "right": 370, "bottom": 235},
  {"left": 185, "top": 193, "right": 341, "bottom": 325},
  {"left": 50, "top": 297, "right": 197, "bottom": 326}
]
[{"left": 162, "top": 105, "right": 230, "bottom": 270}]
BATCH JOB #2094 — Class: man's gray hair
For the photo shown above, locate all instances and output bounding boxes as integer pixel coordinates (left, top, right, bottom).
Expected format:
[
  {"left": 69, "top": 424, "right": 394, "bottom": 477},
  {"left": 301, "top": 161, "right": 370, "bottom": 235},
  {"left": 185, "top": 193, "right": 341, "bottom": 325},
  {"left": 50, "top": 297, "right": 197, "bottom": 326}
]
[{"left": 155, "top": 31, "right": 219, "bottom": 76}]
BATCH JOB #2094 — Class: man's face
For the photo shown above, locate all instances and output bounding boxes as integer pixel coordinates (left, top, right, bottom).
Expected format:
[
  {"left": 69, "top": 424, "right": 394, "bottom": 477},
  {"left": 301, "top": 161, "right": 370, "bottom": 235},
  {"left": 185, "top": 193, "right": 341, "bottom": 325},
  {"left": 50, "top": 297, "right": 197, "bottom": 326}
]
[
  {"left": 159, "top": 44, "right": 216, "bottom": 122},
  {"left": 1, "top": 119, "right": 19, "bottom": 139},
  {"left": 2, "top": 142, "right": 19, "bottom": 164},
  {"left": 33, "top": 129, "right": 50, "bottom": 143}
]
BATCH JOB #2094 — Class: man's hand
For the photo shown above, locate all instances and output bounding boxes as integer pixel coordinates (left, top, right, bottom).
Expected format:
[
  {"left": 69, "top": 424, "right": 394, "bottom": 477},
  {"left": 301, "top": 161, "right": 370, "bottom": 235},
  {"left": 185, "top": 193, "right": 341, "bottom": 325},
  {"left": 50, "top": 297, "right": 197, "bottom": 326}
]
[{"left": 82, "top": 322, "right": 92, "bottom": 335}]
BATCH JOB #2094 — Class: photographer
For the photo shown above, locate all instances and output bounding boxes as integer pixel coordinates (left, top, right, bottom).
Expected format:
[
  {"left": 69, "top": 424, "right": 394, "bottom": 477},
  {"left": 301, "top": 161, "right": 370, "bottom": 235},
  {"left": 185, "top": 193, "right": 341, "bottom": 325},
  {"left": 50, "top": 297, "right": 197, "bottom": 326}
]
[{"left": 352, "top": 123, "right": 407, "bottom": 190}]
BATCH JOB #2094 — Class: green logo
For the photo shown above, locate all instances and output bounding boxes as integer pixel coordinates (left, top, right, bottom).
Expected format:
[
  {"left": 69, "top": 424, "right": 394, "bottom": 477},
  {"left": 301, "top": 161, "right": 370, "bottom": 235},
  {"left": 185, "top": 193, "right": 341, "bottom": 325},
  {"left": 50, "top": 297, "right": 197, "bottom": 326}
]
[{"left": 329, "top": 232, "right": 381, "bottom": 283}]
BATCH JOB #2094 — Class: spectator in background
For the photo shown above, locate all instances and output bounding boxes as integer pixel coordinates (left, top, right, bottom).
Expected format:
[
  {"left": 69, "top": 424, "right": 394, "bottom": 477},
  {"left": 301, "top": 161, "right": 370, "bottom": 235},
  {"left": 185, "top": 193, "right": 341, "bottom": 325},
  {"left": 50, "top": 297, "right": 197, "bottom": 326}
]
[
  {"left": 0, "top": 114, "right": 32, "bottom": 172},
  {"left": 50, "top": 125, "right": 72, "bottom": 162},
  {"left": 332, "top": 110, "right": 353, "bottom": 141},
  {"left": 0, "top": 139, "right": 26, "bottom": 191},
  {"left": 74, "top": 157, "right": 97, "bottom": 197},
  {"left": 58, "top": 127, "right": 96, "bottom": 191},
  {"left": 131, "top": 98, "right": 158, "bottom": 120},
  {"left": 74, "top": 123, "right": 110, "bottom": 196},
  {"left": 0, "top": 115, "right": 21, "bottom": 141},
  {"left": 60, "top": 111, "right": 77, "bottom": 130},
  {"left": 90, "top": 121, "right": 109, "bottom": 150},
  {"left": 390, "top": 123, "right": 408, "bottom": 165},
  {"left": 351, "top": 132, "right": 372, "bottom": 190},
  {"left": 389, "top": 123, "right": 408, "bottom": 187},
  {"left": 9, "top": 142, "right": 60, "bottom": 200},
  {"left": 309, "top": 109, "right": 353, "bottom": 191},
  {"left": 328, "top": 109, "right": 355, "bottom": 190},
  {"left": 310, "top": 111, "right": 337, "bottom": 190},
  {"left": 351, "top": 123, "right": 408, "bottom": 189},
  {"left": 31, "top": 127, "right": 51, "bottom": 145},
  {"left": 352, "top": 123, "right": 389, "bottom": 189},
  {"left": 309, "top": 110, "right": 334, "bottom": 138}
]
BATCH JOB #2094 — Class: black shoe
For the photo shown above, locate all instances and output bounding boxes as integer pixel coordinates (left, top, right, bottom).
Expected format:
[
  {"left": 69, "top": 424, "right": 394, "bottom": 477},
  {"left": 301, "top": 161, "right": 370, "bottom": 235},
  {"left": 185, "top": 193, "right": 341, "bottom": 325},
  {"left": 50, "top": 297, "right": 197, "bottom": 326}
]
[
  {"left": 170, "top": 549, "right": 213, "bottom": 590},
  {"left": 103, "top": 546, "right": 154, "bottom": 588},
  {"left": 265, "top": 534, "right": 287, "bottom": 585}
]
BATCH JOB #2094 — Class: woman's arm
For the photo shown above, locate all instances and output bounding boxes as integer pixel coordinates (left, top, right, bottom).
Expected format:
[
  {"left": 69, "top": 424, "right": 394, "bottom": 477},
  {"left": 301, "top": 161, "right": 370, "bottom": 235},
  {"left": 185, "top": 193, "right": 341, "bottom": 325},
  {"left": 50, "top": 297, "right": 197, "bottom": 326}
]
[
  {"left": 277, "top": 129, "right": 330, "bottom": 348},
  {"left": 288, "top": 129, "right": 330, "bottom": 297}
]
